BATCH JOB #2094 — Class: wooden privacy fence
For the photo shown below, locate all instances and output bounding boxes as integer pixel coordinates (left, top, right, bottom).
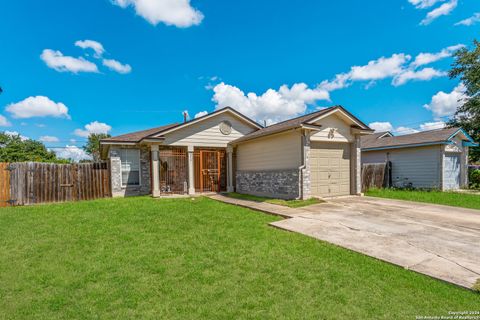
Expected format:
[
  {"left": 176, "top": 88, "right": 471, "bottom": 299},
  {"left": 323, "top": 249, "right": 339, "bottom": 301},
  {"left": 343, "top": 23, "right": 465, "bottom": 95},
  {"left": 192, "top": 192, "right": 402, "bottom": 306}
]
[
  {"left": 361, "top": 161, "right": 392, "bottom": 192},
  {"left": 0, "top": 162, "right": 111, "bottom": 206},
  {"left": 0, "top": 163, "right": 10, "bottom": 207}
]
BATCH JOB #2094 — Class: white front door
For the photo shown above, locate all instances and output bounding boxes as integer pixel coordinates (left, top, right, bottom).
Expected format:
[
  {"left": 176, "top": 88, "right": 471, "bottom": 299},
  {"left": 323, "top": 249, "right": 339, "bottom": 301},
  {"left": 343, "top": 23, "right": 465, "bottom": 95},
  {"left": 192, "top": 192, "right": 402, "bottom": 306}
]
[{"left": 444, "top": 153, "right": 460, "bottom": 190}]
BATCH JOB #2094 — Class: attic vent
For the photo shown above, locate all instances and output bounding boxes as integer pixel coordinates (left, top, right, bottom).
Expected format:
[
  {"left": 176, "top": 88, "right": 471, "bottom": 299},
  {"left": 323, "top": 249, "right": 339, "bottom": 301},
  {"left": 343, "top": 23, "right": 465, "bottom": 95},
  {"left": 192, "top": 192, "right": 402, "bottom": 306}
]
[{"left": 219, "top": 121, "right": 232, "bottom": 135}]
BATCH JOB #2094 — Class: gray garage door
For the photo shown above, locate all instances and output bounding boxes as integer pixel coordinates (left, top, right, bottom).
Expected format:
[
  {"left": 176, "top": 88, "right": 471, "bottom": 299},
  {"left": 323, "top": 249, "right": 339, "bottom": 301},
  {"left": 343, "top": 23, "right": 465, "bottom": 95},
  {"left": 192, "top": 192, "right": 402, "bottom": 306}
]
[
  {"left": 444, "top": 153, "right": 460, "bottom": 190},
  {"left": 310, "top": 142, "right": 351, "bottom": 197}
]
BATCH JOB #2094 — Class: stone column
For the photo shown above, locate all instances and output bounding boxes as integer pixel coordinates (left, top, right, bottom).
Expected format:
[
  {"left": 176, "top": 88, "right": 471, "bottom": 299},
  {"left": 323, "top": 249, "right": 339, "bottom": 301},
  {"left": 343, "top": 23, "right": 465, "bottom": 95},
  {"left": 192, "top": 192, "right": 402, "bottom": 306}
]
[
  {"left": 109, "top": 148, "right": 123, "bottom": 197},
  {"left": 352, "top": 135, "right": 362, "bottom": 195},
  {"left": 188, "top": 145, "right": 195, "bottom": 195},
  {"left": 151, "top": 145, "right": 160, "bottom": 197},
  {"left": 227, "top": 145, "right": 234, "bottom": 192},
  {"left": 301, "top": 131, "right": 311, "bottom": 200}
]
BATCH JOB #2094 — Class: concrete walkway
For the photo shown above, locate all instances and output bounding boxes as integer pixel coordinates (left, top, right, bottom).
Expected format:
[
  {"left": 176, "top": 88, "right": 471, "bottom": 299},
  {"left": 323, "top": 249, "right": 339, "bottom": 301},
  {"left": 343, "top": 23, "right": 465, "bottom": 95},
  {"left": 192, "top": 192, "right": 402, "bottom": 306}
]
[
  {"left": 208, "top": 194, "right": 307, "bottom": 218},
  {"left": 210, "top": 194, "right": 480, "bottom": 289}
]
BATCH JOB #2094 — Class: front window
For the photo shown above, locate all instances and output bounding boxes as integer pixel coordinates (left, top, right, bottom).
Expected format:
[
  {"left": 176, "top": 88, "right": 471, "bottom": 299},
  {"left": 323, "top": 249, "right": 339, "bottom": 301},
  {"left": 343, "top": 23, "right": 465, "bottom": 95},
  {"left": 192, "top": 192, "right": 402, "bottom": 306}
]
[{"left": 120, "top": 149, "right": 140, "bottom": 186}]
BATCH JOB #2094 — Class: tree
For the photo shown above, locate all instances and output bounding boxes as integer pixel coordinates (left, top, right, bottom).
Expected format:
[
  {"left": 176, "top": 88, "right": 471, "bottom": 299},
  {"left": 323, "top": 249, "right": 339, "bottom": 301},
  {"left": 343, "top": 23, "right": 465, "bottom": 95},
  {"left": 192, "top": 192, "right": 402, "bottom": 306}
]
[
  {"left": 448, "top": 39, "right": 480, "bottom": 162},
  {"left": 83, "top": 133, "right": 111, "bottom": 162},
  {"left": 0, "top": 132, "right": 69, "bottom": 163}
]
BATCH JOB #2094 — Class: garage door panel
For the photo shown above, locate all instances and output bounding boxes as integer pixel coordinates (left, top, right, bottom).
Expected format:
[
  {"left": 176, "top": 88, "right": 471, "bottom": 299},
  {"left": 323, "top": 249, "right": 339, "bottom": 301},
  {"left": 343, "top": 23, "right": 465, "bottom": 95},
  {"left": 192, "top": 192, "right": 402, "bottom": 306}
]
[{"left": 310, "top": 142, "right": 351, "bottom": 197}]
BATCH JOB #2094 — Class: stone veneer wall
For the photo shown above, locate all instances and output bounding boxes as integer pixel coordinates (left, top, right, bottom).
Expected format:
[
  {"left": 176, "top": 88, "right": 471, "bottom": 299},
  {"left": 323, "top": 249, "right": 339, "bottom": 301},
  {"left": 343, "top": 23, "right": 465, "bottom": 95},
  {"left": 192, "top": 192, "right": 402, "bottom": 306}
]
[
  {"left": 109, "top": 145, "right": 151, "bottom": 197},
  {"left": 236, "top": 169, "right": 300, "bottom": 200}
]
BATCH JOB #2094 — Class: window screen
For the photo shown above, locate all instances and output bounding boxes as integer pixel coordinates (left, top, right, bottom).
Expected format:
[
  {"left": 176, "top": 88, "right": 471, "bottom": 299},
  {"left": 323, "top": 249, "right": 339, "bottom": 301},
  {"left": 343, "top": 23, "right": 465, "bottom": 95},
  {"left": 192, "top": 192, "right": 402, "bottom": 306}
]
[{"left": 120, "top": 149, "right": 140, "bottom": 186}]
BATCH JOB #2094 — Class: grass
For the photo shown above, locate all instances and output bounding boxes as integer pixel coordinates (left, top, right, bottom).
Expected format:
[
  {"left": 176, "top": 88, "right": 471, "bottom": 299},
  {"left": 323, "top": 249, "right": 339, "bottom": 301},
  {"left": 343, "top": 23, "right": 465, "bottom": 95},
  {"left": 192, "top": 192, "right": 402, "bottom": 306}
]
[
  {"left": 225, "top": 192, "right": 322, "bottom": 208},
  {"left": 0, "top": 197, "right": 478, "bottom": 319},
  {"left": 366, "top": 188, "right": 480, "bottom": 210}
]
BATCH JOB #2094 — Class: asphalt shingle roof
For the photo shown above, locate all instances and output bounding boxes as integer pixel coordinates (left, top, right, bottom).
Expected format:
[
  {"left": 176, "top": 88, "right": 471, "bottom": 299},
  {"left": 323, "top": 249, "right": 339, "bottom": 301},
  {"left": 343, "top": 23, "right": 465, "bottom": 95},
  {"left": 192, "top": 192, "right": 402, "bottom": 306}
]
[
  {"left": 231, "top": 107, "right": 335, "bottom": 144},
  {"left": 101, "top": 123, "right": 178, "bottom": 143},
  {"left": 361, "top": 127, "right": 461, "bottom": 150}
]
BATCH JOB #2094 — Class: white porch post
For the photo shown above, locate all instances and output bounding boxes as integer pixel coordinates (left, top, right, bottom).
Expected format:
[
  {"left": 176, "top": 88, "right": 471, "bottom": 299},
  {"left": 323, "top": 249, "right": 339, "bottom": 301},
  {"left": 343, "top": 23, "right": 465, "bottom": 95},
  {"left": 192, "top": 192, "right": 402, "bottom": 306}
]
[
  {"left": 151, "top": 145, "right": 160, "bottom": 197},
  {"left": 227, "top": 145, "right": 234, "bottom": 192},
  {"left": 188, "top": 145, "right": 196, "bottom": 195}
]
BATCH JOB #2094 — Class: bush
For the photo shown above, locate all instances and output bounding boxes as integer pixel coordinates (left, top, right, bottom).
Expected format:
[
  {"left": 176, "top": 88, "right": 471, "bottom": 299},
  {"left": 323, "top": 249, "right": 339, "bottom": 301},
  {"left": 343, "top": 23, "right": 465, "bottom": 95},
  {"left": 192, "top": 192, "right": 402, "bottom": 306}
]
[
  {"left": 469, "top": 169, "right": 480, "bottom": 190},
  {"left": 473, "top": 278, "right": 480, "bottom": 293}
]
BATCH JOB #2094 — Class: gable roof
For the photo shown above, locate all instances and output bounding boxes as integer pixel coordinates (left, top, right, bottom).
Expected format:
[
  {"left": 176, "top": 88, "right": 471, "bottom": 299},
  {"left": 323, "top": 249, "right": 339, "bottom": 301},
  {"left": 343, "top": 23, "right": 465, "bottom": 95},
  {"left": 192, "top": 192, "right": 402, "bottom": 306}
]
[
  {"left": 361, "top": 127, "right": 477, "bottom": 151},
  {"left": 101, "top": 123, "right": 179, "bottom": 143},
  {"left": 231, "top": 105, "right": 372, "bottom": 144},
  {"left": 101, "top": 107, "right": 262, "bottom": 144}
]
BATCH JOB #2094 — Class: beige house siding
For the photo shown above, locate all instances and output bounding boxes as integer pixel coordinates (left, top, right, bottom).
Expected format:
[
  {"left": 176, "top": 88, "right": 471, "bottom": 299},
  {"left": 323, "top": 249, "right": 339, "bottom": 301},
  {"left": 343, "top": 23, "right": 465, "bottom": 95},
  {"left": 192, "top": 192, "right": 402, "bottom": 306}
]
[
  {"left": 362, "top": 145, "right": 442, "bottom": 189},
  {"left": 162, "top": 113, "right": 257, "bottom": 147},
  {"left": 236, "top": 130, "right": 302, "bottom": 171},
  {"left": 310, "top": 114, "right": 354, "bottom": 143}
]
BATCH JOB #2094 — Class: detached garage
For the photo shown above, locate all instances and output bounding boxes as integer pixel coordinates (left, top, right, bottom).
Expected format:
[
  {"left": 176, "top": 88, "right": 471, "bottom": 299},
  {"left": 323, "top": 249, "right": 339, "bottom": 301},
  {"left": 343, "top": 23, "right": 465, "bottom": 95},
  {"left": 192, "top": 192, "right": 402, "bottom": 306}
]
[
  {"left": 231, "top": 106, "right": 373, "bottom": 199},
  {"left": 361, "top": 128, "right": 478, "bottom": 190}
]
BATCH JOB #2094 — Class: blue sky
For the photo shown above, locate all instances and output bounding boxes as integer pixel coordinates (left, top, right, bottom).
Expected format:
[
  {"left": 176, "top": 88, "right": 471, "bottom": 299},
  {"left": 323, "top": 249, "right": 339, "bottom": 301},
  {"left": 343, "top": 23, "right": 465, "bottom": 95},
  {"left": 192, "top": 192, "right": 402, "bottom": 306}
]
[{"left": 0, "top": 0, "right": 478, "bottom": 160}]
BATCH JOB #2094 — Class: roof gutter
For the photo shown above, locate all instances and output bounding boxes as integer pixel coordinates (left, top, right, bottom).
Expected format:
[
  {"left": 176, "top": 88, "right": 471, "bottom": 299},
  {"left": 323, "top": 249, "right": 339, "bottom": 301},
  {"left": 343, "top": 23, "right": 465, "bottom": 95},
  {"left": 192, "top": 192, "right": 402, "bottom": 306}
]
[{"left": 362, "top": 141, "right": 450, "bottom": 151}]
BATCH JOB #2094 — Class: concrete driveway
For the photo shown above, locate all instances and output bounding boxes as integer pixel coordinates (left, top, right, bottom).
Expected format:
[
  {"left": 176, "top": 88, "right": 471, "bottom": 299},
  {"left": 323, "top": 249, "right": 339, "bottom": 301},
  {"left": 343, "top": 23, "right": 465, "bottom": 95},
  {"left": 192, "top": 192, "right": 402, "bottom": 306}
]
[{"left": 270, "top": 196, "right": 480, "bottom": 289}]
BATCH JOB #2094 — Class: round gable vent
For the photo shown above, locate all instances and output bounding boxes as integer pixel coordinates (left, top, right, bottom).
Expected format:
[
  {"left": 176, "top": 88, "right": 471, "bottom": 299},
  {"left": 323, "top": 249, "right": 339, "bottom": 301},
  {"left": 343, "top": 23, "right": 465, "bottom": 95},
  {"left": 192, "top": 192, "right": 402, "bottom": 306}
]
[{"left": 219, "top": 121, "right": 232, "bottom": 135}]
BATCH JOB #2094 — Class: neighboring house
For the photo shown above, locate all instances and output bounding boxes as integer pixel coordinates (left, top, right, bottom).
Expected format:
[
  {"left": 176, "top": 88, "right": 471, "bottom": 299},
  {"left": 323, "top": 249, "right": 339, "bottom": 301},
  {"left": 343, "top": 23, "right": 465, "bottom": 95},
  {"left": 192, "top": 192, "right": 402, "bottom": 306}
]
[
  {"left": 100, "top": 106, "right": 373, "bottom": 199},
  {"left": 361, "top": 128, "right": 478, "bottom": 190}
]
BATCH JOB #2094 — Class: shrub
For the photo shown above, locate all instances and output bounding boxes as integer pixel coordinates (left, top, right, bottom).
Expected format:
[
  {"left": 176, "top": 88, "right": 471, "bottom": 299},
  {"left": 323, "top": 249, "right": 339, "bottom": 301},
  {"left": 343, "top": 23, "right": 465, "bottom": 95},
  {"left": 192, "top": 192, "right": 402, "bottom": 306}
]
[
  {"left": 469, "top": 169, "right": 480, "bottom": 190},
  {"left": 473, "top": 278, "right": 480, "bottom": 293}
]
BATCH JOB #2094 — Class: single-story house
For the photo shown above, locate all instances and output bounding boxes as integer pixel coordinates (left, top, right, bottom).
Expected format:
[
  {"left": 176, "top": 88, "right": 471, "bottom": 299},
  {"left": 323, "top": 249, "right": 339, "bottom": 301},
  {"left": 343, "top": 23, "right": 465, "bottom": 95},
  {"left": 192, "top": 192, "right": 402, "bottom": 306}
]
[
  {"left": 100, "top": 105, "right": 373, "bottom": 199},
  {"left": 361, "top": 127, "right": 478, "bottom": 190}
]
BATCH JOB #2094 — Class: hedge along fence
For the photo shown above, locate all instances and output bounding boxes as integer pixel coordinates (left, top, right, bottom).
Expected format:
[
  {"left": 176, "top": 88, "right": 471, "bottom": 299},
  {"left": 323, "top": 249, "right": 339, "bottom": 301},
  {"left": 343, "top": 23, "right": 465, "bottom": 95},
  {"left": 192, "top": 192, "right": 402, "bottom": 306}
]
[{"left": 0, "top": 162, "right": 111, "bottom": 206}]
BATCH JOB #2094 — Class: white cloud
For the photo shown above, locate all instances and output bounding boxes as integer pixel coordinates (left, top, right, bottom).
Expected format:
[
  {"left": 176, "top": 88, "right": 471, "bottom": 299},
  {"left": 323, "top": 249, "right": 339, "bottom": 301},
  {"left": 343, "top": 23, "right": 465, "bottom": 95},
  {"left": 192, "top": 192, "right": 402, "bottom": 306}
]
[
  {"left": 212, "top": 82, "right": 330, "bottom": 124},
  {"left": 112, "top": 0, "right": 204, "bottom": 28},
  {"left": 369, "top": 121, "right": 394, "bottom": 132},
  {"left": 194, "top": 111, "right": 208, "bottom": 118},
  {"left": 420, "top": 0, "right": 458, "bottom": 25},
  {"left": 392, "top": 67, "right": 446, "bottom": 86},
  {"left": 53, "top": 145, "right": 91, "bottom": 162},
  {"left": 320, "top": 46, "right": 461, "bottom": 90},
  {"left": 74, "top": 121, "right": 112, "bottom": 138},
  {"left": 39, "top": 135, "right": 59, "bottom": 142},
  {"left": 455, "top": 13, "right": 480, "bottom": 26},
  {"left": 410, "top": 44, "right": 464, "bottom": 68},
  {"left": 40, "top": 49, "right": 98, "bottom": 73},
  {"left": 408, "top": 0, "right": 445, "bottom": 9},
  {"left": 4, "top": 130, "right": 29, "bottom": 141},
  {"left": 75, "top": 40, "right": 105, "bottom": 57},
  {"left": 320, "top": 54, "right": 411, "bottom": 90},
  {"left": 394, "top": 126, "right": 420, "bottom": 135},
  {"left": 419, "top": 121, "right": 445, "bottom": 131},
  {"left": 6, "top": 96, "right": 70, "bottom": 119},
  {"left": 349, "top": 54, "right": 411, "bottom": 80},
  {"left": 102, "top": 59, "right": 132, "bottom": 74},
  {"left": 0, "top": 115, "right": 11, "bottom": 127},
  {"left": 369, "top": 121, "right": 445, "bottom": 135},
  {"left": 423, "top": 83, "right": 466, "bottom": 118}
]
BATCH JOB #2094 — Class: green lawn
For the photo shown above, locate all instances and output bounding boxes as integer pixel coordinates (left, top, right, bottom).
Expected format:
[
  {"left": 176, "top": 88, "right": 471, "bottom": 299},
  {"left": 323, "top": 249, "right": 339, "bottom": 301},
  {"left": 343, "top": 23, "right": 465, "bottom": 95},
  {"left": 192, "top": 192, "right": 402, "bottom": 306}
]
[
  {"left": 225, "top": 192, "right": 322, "bottom": 208},
  {"left": 0, "top": 197, "right": 478, "bottom": 319},
  {"left": 366, "top": 189, "right": 480, "bottom": 210}
]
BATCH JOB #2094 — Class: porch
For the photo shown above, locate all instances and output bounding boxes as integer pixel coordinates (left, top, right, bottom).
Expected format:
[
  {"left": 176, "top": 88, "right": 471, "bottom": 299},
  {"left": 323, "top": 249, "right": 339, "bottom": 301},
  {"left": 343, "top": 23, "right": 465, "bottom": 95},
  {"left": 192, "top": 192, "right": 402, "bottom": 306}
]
[{"left": 150, "top": 145, "right": 235, "bottom": 197}]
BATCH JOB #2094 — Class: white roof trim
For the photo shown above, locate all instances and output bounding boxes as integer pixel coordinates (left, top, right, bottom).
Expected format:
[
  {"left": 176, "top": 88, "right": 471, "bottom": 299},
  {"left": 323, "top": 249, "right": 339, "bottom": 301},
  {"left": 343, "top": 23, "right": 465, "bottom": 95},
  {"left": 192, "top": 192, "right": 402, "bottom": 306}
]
[
  {"left": 301, "top": 124, "right": 322, "bottom": 131},
  {"left": 378, "top": 132, "right": 393, "bottom": 138},
  {"left": 306, "top": 108, "right": 368, "bottom": 129},
  {"left": 149, "top": 108, "right": 262, "bottom": 138}
]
